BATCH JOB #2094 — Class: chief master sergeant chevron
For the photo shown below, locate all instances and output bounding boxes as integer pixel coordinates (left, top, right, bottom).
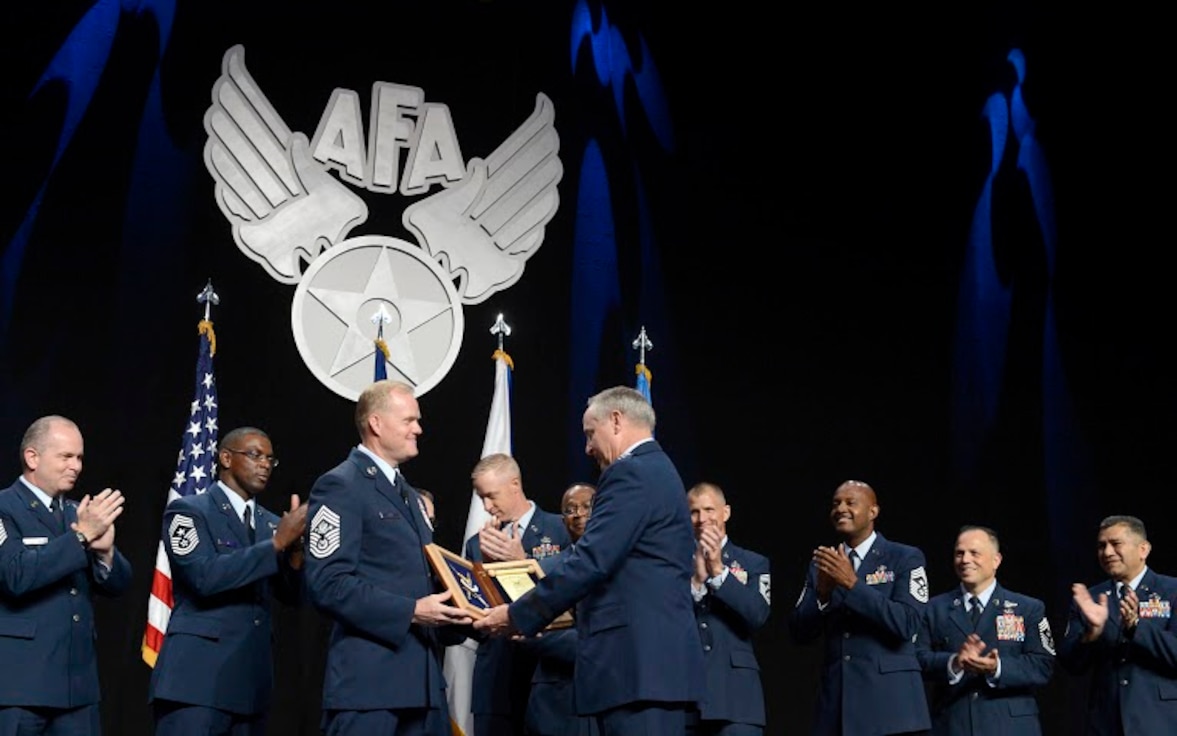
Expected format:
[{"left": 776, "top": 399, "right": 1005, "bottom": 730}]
[
  {"left": 789, "top": 479, "right": 931, "bottom": 735},
  {"left": 303, "top": 379, "right": 472, "bottom": 736},
  {"left": 0, "top": 415, "right": 132, "bottom": 736}
]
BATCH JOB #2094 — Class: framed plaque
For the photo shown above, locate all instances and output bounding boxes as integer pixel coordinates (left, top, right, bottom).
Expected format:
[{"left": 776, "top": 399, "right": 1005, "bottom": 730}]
[
  {"left": 424, "top": 544, "right": 573, "bottom": 629},
  {"left": 424, "top": 543, "right": 499, "bottom": 617},
  {"left": 483, "top": 559, "right": 574, "bottom": 630}
]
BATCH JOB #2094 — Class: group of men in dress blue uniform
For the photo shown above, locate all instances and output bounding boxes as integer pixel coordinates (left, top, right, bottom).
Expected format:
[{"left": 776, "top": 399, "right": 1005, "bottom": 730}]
[
  {"left": 4, "top": 396, "right": 1177, "bottom": 736},
  {"left": 789, "top": 479, "right": 1177, "bottom": 736}
]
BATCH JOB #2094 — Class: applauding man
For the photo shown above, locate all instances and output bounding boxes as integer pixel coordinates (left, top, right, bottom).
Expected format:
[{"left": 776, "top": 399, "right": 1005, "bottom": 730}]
[
  {"left": 149, "top": 426, "right": 307, "bottom": 736},
  {"left": 0, "top": 415, "right": 132, "bottom": 735}
]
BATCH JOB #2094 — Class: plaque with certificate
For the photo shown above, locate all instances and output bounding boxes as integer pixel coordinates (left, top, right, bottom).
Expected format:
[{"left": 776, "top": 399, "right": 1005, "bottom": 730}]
[{"left": 424, "top": 544, "right": 573, "bottom": 629}]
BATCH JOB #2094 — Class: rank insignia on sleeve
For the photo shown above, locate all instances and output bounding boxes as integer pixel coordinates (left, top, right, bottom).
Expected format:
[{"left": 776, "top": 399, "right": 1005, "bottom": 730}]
[
  {"left": 169, "top": 514, "right": 199, "bottom": 556},
  {"left": 1038, "top": 617, "right": 1055, "bottom": 655},
  {"left": 909, "top": 566, "right": 929, "bottom": 603},
  {"left": 309, "top": 505, "right": 342, "bottom": 559},
  {"left": 1140, "top": 593, "right": 1172, "bottom": 619}
]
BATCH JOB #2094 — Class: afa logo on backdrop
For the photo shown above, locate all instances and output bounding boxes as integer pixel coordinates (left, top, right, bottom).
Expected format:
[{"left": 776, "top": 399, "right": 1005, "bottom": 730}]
[{"left": 203, "top": 45, "right": 563, "bottom": 400}]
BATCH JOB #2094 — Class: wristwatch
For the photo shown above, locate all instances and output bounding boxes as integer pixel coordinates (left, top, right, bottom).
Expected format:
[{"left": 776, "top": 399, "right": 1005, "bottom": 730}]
[{"left": 74, "top": 530, "right": 91, "bottom": 548}]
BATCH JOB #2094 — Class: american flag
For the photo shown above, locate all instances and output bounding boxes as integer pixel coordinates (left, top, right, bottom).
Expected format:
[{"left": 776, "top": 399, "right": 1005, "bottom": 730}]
[{"left": 141, "top": 319, "right": 219, "bottom": 666}]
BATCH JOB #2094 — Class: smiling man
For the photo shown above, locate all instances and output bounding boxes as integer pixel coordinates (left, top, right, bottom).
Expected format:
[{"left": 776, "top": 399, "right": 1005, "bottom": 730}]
[
  {"left": 304, "top": 380, "right": 472, "bottom": 736},
  {"left": 688, "top": 482, "right": 770, "bottom": 736},
  {"left": 1059, "top": 515, "right": 1177, "bottom": 734},
  {"left": 149, "top": 426, "right": 307, "bottom": 736},
  {"left": 0, "top": 415, "right": 132, "bottom": 736},
  {"left": 789, "top": 479, "right": 931, "bottom": 735},
  {"left": 916, "top": 526, "right": 1054, "bottom": 735}
]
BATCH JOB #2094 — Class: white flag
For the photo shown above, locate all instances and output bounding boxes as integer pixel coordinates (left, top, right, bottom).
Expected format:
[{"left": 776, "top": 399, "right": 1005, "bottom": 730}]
[{"left": 444, "top": 348, "right": 513, "bottom": 735}]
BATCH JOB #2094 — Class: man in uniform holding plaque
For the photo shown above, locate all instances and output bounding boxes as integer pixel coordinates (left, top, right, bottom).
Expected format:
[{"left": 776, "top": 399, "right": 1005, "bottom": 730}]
[
  {"left": 1059, "top": 515, "right": 1177, "bottom": 734},
  {"left": 474, "top": 386, "right": 704, "bottom": 736},
  {"left": 304, "top": 380, "right": 473, "bottom": 736},
  {"left": 465, "top": 453, "right": 570, "bottom": 736},
  {"left": 687, "top": 482, "right": 771, "bottom": 736}
]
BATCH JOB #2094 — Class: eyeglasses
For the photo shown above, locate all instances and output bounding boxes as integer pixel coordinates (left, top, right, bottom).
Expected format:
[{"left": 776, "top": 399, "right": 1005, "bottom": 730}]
[
  {"left": 224, "top": 448, "right": 280, "bottom": 468},
  {"left": 562, "top": 504, "right": 592, "bottom": 517}
]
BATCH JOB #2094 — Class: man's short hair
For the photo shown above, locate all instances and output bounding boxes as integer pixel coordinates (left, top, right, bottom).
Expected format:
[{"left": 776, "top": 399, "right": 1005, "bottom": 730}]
[
  {"left": 218, "top": 427, "right": 270, "bottom": 453},
  {"left": 1099, "top": 515, "right": 1148, "bottom": 541},
  {"left": 688, "top": 482, "right": 727, "bottom": 505},
  {"left": 20, "top": 415, "right": 77, "bottom": 466},
  {"left": 471, "top": 453, "right": 520, "bottom": 482},
  {"left": 586, "top": 386, "right": 656, "bottom": 430},
  {"left": 957, "top": 524, "right": 1001, "bottom": 553},
  {"left": 355, "top": 380, "right": 414, "bottom": 436}
]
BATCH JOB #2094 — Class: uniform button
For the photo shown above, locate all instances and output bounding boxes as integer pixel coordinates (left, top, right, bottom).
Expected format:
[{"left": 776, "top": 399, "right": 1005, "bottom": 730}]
[
  {"left": 72, "top": 614, "right": 80, "bottom": 622},
  {"left": 69, "top": 588, "right": 78, "bottom": 596},
  {"left": 1120, "top": 679, "right": 1129, "bottom": 686},
  {"left": 700, "top": 622, "right": 708, "bottom": 630},
  {"left": 971, "top": 692, "right": 979, "bottom": 700},
  {"left": 843, "top": 632, "right": 851, "bottom": 639},
  {"left": 703, "top": 645, "right": 711, "bottom": 652},
  {"left": 254, "top": 619, "right": 262, "bottom": 626},
  {"left": 843, "top": 655, "right": 851, "bottom": 661}
]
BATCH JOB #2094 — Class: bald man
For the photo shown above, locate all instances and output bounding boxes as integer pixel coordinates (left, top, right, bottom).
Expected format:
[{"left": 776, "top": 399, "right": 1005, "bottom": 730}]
[
  {"left": 0, "top": 415, "right": 132, "bottom": 735},
  {"left": 788, "top": 480, "right": 931, "bottom": 735}
]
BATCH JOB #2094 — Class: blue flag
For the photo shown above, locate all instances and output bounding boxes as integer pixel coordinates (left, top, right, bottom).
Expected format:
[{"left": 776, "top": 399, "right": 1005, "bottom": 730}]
[
  {"left": 374, "top": 337, "right": 389, "bottom": 381},
  {"left": 636, "top": 363, "right": 652, "bottom": 405}
]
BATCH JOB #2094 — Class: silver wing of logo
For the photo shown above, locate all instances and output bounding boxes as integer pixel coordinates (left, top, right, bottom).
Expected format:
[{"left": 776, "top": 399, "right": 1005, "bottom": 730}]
[
  {"left": 402, "top": 93, "right": 562, "bottom": 305},
  {"left": 203, "top": 45, "right": 368, "bottom": 284}
]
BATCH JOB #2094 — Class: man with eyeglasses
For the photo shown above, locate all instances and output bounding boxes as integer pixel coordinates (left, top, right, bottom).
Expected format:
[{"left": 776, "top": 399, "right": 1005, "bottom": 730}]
[
  {"left": 0, "top": 415, "right": 132, "bottom": 736},
  {"left": 687, "top": 482, "right": 770, "bottom": 736},
  {"left": 149, "top": 426, "right": 308, "bottom": 736},
  {"left": 520, "top": 482, "right": 599, "bottom": 736},
  {"left": 465, "top": 453, "right": 571, "bottom": 736}
]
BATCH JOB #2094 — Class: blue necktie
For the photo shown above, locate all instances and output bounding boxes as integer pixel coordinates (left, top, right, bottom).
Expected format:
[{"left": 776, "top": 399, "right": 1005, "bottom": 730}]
[{"left": 969, "top": 596, "right": 982, "bottom": 628}]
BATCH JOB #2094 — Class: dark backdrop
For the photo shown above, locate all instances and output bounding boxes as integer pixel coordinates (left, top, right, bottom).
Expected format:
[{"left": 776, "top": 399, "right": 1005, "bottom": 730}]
[{"left": 1, "top": 2, "right": 1172, "bottom": 734}]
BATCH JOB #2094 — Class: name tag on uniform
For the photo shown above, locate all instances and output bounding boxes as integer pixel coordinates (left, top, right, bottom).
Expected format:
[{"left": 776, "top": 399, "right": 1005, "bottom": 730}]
[
  {"left": 996, "top": 613, "right": 1025, "bottom": 641},
  {"left": 1140, "top": 595, "right": 1172, "bottom": 619},
  {"left": 22, "top": 537, "right": 49, "bottom": 546}
]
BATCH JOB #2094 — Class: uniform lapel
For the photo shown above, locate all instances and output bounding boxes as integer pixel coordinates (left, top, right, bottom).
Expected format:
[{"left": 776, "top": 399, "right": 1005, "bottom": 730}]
[
  {"left": 14, "top": 482, "right": 59, "bottom": 536},
  {"left": 949, "top": 594, "right": 972, "bottom": 636},
  {"left": 210, "top": 484, "right": 250, "bottom": 547}
]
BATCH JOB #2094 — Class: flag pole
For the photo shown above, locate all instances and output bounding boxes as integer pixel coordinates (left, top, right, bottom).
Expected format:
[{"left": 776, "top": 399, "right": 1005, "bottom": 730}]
[
  {"left": 633, "top": 326, "right": 653, "bottom": 404},
  {"left": 142, "top": 280, "right": 221, "bottom": 667},
  {"left": 371, "top": 304, "right": 392, "bottom": 381},
  {"left": 446, "top": 312, "right": 514, "bottom": 736}
]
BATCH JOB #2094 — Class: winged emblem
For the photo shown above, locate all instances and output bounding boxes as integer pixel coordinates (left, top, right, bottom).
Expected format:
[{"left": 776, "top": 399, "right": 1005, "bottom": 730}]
[
  {"left": 403, "top": 93, "right": 562, "bottom": 304},
  {"left": 203, "top": 45, "right": 369, "bottom": 284}
]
